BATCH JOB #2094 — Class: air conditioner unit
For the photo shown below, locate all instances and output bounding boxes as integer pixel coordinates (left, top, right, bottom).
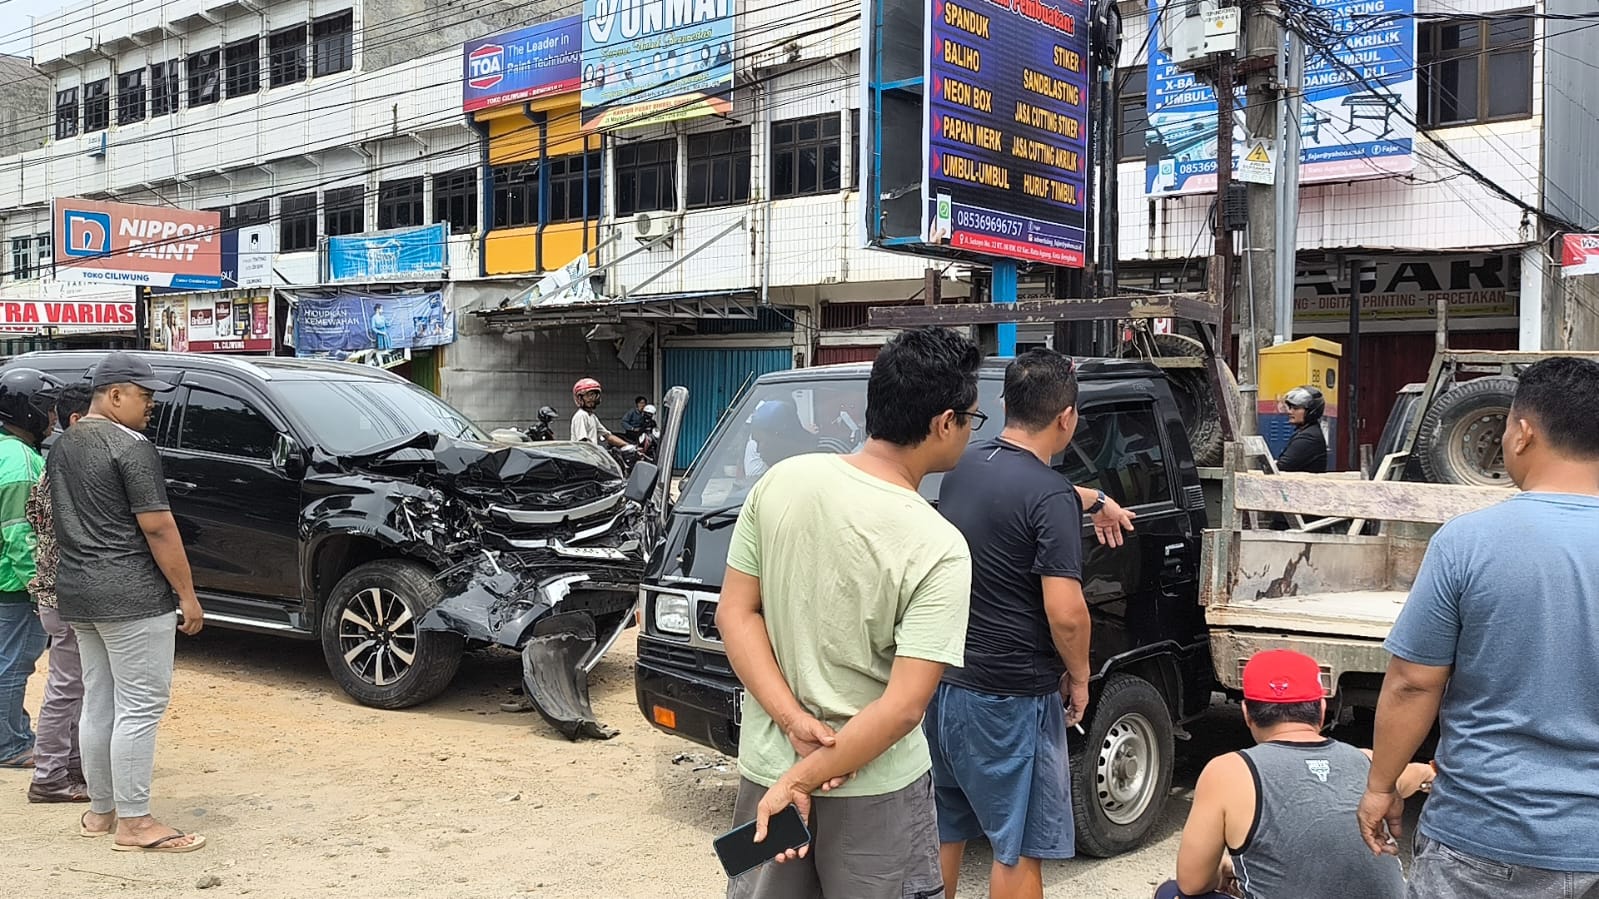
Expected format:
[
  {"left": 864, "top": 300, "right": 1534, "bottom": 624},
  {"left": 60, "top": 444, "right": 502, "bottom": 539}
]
[
  {"left": 632, "top": 211, "right": 679, "bottom": 248},
  {"left": 1159, "top": 0, "right": 1239, "bottom": 70}
]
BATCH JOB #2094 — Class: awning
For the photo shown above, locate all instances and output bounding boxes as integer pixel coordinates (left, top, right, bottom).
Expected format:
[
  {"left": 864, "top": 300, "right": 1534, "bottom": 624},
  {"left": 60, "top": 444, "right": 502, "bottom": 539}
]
[{"left": 475, "top": 289, "right": 762, "bottom": 331}]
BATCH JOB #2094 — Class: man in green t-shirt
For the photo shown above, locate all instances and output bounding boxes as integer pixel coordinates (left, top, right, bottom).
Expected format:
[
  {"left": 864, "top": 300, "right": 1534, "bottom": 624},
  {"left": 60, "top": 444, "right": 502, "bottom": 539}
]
[{"left": 718, "top": 327, "right": 982, "bottom": 899}]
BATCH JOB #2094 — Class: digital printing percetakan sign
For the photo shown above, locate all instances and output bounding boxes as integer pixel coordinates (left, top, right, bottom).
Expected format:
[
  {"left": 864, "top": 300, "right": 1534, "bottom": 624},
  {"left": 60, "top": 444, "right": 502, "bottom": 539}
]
[
  {"left": 52, "top": 198, "right": 224, "bottom": 290},
  {"left": 922, "top": 0, "right": 1091, "bottom": 267},
  {"left": 462, "top": 17, "right": 582, "bottom": 112},
  {"left": 580, "top": 0, "right": 735, "bottom": 130}
]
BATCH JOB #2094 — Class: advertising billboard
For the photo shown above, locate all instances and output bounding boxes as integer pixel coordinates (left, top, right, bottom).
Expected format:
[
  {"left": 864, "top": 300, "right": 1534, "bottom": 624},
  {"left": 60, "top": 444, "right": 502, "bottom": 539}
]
[
  {"left": 463, "top": 17, "right": 583, "bottom": 112},
  {"left": 150, "top": 294, "right": 274, "bottom": 353},
  {"left": 326, "top": 223, "right": 449, "bottom": 282},
  {"left": 1145, "top": 0, "right": 1415, "bottom": 195},
  {"left": 52, "top": 198, "right": 224, "bottom": 290},
  {"left": 292, "top": 290, "right": 454, "bottom": 355},
  {"left": 1561, "top": 234, "right": 1599, "bottom": 278},
  {"left": 580, "top": 0, "right": 734, "bottom": 130},
  {"left": 922, "top": 0, "right": 1091, "bottom": 266}
]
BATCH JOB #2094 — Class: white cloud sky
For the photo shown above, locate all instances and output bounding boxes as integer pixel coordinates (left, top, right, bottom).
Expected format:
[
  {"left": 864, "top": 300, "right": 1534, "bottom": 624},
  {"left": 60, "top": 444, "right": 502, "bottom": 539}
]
[{"left": 0, "top": 0, "right": 71, "bottom": 57}]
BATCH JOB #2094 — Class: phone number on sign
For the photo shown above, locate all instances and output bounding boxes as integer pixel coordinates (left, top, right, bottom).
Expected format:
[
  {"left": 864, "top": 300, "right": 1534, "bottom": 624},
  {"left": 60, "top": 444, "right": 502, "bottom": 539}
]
[{"left": 954, "top": 209, "right": 1024, "bottom": 238}]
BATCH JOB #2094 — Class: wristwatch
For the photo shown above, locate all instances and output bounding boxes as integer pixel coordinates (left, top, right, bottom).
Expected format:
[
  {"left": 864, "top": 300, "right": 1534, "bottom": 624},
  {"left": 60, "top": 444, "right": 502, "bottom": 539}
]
[{"left": 1085, "top": 489, "right": 1107, "bottom": 515}]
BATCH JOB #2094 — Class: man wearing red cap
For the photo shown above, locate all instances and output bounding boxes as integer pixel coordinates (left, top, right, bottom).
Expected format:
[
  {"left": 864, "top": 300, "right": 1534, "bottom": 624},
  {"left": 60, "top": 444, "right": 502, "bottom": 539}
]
[{"left": 1155, "top": 650, "right": 1431, "bottom": 899}]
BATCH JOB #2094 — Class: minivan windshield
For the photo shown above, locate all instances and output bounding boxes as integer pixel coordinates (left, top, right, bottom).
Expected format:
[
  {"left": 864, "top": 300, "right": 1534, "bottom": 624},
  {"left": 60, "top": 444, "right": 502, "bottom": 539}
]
[
  {"left": 675, "top": 374, "right": 1003, "bottom": 511},
  {"left": 275, "top": 379, "right": 487, "bottom": 454}
]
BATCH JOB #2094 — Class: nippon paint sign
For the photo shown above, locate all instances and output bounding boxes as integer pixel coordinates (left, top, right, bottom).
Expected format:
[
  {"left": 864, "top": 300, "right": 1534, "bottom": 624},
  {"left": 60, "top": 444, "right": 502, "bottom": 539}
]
[{"left": 52, "top": 198, "right": 224, "bottom": 290}]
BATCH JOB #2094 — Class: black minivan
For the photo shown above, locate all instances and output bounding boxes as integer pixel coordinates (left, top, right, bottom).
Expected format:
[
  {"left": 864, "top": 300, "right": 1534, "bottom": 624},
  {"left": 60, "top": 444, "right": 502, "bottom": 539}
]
[{"left": 634, "top": 357, "right": 1217, "bottom": 857}]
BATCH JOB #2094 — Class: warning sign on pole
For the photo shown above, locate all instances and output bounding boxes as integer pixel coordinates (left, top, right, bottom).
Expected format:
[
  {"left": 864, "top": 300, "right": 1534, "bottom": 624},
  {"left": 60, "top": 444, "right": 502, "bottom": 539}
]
[{"left": 1238, "top": 140, "right": 1276, "bottom": 185}]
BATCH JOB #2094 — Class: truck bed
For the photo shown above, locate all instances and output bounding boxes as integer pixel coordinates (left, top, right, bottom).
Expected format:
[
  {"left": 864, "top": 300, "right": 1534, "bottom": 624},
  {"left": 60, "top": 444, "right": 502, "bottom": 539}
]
[{"left": 1205, "top": 589, "right": 1406, "bottom": 641}]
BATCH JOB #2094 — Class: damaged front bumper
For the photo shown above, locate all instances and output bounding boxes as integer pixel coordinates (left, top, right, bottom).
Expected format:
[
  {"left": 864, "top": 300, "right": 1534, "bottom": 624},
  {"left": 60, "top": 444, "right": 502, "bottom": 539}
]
[
  {"left": 417, "top": 552, "right": 641, "bottom": 741},
  {"left": 321, "top": 434, "right": 651, "bottom": 740}
]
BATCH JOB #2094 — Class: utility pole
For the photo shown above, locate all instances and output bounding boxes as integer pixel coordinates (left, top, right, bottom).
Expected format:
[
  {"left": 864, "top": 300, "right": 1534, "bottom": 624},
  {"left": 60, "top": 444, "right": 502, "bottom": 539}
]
[
  {"left": 1236, "top": 0, "right": 1282, "bottom": 436},
  {"left": 1211, "top": 54, "right": 1236, "bottom": 385}
]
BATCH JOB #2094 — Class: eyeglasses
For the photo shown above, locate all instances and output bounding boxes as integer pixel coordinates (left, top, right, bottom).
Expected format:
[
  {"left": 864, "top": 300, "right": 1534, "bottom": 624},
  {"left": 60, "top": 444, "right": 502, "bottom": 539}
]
[{"left": 953, "top": 409, "right": 988, "bottom": 431}]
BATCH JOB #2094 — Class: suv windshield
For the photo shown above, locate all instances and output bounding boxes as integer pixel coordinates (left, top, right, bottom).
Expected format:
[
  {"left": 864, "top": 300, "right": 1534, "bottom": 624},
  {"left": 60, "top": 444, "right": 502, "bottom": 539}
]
[
  {"left": 676, "top": 374, "right": 1003, "bottom": 511},
  {"left": 274, "top": 379, "right": 486, "bottom": 454}
]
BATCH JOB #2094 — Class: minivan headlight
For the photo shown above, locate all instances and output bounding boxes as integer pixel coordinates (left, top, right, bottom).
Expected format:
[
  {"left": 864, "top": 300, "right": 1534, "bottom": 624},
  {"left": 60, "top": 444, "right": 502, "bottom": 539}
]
[{"left": 653, "top": 594, "right": 691, "bottom": 636}]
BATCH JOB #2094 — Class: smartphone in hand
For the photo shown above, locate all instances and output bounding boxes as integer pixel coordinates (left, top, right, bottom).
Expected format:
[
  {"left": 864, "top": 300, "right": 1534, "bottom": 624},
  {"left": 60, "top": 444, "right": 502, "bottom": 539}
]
[{"left": 713, "top": 804, "right": 812, "bottom": 878}]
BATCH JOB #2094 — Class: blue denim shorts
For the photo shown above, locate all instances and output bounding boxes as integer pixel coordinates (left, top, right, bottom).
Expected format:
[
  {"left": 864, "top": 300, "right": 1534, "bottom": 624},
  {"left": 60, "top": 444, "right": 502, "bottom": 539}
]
[{"left": 923, "top": 681, "right": 1074, "bottom": 865}]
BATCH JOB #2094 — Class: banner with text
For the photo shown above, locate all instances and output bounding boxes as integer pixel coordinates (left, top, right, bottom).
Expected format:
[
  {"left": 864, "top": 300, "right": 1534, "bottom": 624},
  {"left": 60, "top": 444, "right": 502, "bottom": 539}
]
[
  {"left": 1145, "top": 0, "right": 1415, "bottom": 195},
  {"left": 1294, "top": 254, "right": 1518, "bottom": 322},
  {"left": 923, "top": 0, "right": 1091, "bottom": 266},
  {"left": 464, "top": 17, "right": 582, "bottom": 112},
  {"left": 52, "top": 197, "right": 224, "bottom": 289},
  {"left": 327, "top": 223, "right": 449, "bottom": 282},
  {"left": 1561, "top": 234, "right": 1599, "bottom": 277},
  {"left": 292, "top": 290, "right": 455, "bottom": 355},
  {"left": 580, "top": 0, "right": 735, "bottom": 130}
]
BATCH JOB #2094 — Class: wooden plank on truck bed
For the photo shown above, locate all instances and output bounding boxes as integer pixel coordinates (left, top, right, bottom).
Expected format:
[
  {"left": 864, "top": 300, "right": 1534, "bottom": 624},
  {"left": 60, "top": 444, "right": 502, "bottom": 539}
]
[
  {"left": 1231, "top": 472, "right": 1513, "bottom": 524},
  {"left": 1205, "top": 590, "right": 1408, "bottom": 640}
]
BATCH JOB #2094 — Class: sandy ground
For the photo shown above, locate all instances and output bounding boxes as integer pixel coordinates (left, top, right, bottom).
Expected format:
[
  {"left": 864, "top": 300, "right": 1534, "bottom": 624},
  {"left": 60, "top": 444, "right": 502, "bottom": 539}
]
[{"left": 0, "top": 628, "right": 1419, "bottom": 898}]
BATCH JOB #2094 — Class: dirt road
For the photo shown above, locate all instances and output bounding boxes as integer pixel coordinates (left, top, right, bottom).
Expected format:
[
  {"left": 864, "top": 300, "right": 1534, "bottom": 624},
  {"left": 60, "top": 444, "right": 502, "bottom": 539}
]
[{"left": 0, "top": 628, "right": 1383, "bottom": 898}]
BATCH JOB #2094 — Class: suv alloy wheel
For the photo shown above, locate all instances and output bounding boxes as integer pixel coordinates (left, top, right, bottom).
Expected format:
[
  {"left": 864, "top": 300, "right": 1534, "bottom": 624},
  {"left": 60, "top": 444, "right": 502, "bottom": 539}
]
[{"left": 320, "top": 561, "right": 465, "bottom": 709}]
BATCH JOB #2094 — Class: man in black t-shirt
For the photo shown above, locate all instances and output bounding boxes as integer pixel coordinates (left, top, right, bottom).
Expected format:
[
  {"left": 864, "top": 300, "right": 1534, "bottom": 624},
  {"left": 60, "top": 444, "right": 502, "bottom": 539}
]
[
  {"left": 51, "top": 354, "right": 207, "bottom": 854},
  {"left": 929, "top": 350, "right": 1104, "bottom": 899}
]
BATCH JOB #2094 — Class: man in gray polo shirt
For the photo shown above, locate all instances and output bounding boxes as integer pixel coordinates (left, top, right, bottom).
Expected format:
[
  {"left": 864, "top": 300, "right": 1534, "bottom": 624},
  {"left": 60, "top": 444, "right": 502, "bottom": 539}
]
[
  {"left": 1360, "top": 356, "right": 1599, "bottom": 895},
  {"left": 50, "top": 353, "right": 207, "bottom": 853}
]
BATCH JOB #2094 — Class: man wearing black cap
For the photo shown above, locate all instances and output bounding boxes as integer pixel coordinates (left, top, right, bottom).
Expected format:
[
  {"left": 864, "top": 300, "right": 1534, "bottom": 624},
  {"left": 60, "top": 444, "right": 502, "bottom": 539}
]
[{"left": 48, "top": 353, "right": 206, "bottom": 853}]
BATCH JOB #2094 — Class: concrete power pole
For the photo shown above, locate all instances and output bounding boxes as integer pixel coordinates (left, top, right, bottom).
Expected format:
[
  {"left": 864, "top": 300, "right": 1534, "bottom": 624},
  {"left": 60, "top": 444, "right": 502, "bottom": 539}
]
[{"left": 1236, "top": 0, "right": 1283, "bottom": 436}]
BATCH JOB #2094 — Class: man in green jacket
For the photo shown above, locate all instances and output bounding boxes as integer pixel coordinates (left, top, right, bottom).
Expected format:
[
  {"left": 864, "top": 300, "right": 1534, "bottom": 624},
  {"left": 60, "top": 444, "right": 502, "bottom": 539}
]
[{"left": 0, "top": 368, "right": 61, "bottom": 768}]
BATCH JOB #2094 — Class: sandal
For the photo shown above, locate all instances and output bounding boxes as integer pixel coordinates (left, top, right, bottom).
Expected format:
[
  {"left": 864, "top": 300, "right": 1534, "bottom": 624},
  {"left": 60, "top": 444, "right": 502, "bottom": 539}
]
[
  {"left": 79, "top": 811, "right": 115, "bottom": 837},
  {"left": 111, "top": 832, "right": 207, "bottom": 854}
]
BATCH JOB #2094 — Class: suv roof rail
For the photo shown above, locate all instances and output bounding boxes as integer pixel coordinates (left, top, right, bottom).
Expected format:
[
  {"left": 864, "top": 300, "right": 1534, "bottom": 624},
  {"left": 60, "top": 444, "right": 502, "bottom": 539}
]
[{"left": 16, "top": 349, "right": 275, "bottom": 381}]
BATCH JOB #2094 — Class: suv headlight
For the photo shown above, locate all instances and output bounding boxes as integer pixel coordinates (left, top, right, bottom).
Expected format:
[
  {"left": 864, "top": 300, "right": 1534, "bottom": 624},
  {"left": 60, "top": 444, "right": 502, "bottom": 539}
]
[{"left": 653, "top": 594, "right": 691, "bottom": 636}]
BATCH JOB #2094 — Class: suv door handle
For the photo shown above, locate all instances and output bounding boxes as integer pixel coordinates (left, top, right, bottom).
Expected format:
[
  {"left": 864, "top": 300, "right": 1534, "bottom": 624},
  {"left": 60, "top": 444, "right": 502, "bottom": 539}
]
[{"left": 166, "top": 479, "right": 197, "bottom": 495}]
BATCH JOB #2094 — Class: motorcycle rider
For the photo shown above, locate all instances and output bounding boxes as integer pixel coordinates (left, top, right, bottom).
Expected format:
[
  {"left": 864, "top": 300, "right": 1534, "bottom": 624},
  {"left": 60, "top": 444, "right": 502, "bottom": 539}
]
[
  {"left": 1277, "top": 386, "right": 1329, "bottom": 474},
  {"left": 622, "top": 396, "right": 651, "bottom": 441},
  {"left": 530, "top": 406, "right": 559, "bottom": 442},
  {"left": 570, "top": 379, "right": 634, "bottom": 453}
]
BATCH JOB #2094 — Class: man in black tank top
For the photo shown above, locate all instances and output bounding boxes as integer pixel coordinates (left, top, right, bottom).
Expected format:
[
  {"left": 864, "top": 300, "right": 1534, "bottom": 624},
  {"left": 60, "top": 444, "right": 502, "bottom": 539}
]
[{"left": 1154, "top": 651, "right": 1432, "bottom": 899}]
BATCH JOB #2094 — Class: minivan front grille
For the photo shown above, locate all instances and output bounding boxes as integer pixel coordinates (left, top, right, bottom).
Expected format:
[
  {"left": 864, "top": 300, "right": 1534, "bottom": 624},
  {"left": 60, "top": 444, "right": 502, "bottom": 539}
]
[{"left": 696, "top": 599, "right": 722, "bottom": 643}]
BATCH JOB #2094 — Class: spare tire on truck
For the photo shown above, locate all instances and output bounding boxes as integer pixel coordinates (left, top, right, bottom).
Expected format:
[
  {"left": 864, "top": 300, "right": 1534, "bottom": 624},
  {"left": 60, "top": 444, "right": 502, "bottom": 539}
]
[
  {"left": 1414, "top": 376, "right": 1518, "bottom": 487},
  {"left": 1123, "top": 333, "right": 1228, "bottom": 467}
]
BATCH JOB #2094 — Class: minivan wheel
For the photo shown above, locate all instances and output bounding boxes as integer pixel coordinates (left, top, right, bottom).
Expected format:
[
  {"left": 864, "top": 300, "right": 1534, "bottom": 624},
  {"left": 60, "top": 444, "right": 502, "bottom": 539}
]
[
  {"left": 321, "top": 561, "right": 464, "bottom": 710},
  {"left": 1069, "top": 674, "right": 1175, "bottom": 858}
]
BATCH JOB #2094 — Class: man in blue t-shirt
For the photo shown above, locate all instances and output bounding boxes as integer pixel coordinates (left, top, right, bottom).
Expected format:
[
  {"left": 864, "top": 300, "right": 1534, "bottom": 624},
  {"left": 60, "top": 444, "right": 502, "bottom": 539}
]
[
  {"left": 930, "top": 349, "right": 1135, "bottom": 899},
  {"left": 1360, "top": 356, "right": 1599, "bottom": 897}
]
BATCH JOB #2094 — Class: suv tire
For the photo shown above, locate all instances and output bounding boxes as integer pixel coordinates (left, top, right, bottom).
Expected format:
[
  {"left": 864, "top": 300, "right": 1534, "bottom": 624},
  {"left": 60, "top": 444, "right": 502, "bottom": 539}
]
[
  {"left": 320, "top": 561, "right": 465, "bottom": 709},
  {"left": 1069, "top": 674, "right": 1175, "bottom": 858}
]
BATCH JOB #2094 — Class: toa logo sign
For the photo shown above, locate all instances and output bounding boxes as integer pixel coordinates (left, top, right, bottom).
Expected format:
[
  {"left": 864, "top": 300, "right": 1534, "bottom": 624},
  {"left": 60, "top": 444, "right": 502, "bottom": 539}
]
[{"left": 468, "top": 44, "right": 505, "bottom": 89}]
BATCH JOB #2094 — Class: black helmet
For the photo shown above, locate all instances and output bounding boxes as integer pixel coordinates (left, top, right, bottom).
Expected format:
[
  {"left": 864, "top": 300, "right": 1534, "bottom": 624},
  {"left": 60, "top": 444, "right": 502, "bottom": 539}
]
[
  {"left": 0, "top": 368, "right": 63, "bottom": 440},
  {"left": 537, "top": 405, "right": 558, "bottom": 423},
  {"left": 1283, "top": 385, "right": 1325, "bottom": 423}
]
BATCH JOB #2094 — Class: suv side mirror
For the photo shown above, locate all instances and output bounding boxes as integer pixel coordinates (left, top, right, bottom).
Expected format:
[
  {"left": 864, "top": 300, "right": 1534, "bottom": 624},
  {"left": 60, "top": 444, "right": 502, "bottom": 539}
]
[
  {"left": 272, "top": 433, "right": 305, "bottom": 477},
  {"left": 624, "top": 460, "right": 659, "bottom": 504}
]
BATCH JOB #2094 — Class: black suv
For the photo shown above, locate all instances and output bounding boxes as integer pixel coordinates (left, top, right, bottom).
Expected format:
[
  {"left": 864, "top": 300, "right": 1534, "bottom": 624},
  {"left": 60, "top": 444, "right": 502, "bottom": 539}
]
[
  {"left": 12, "top": 351, "right": 652, "bottom": 720},
  {"left": 635, "top": 359, "right": 1215, "bottom": 857}
]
